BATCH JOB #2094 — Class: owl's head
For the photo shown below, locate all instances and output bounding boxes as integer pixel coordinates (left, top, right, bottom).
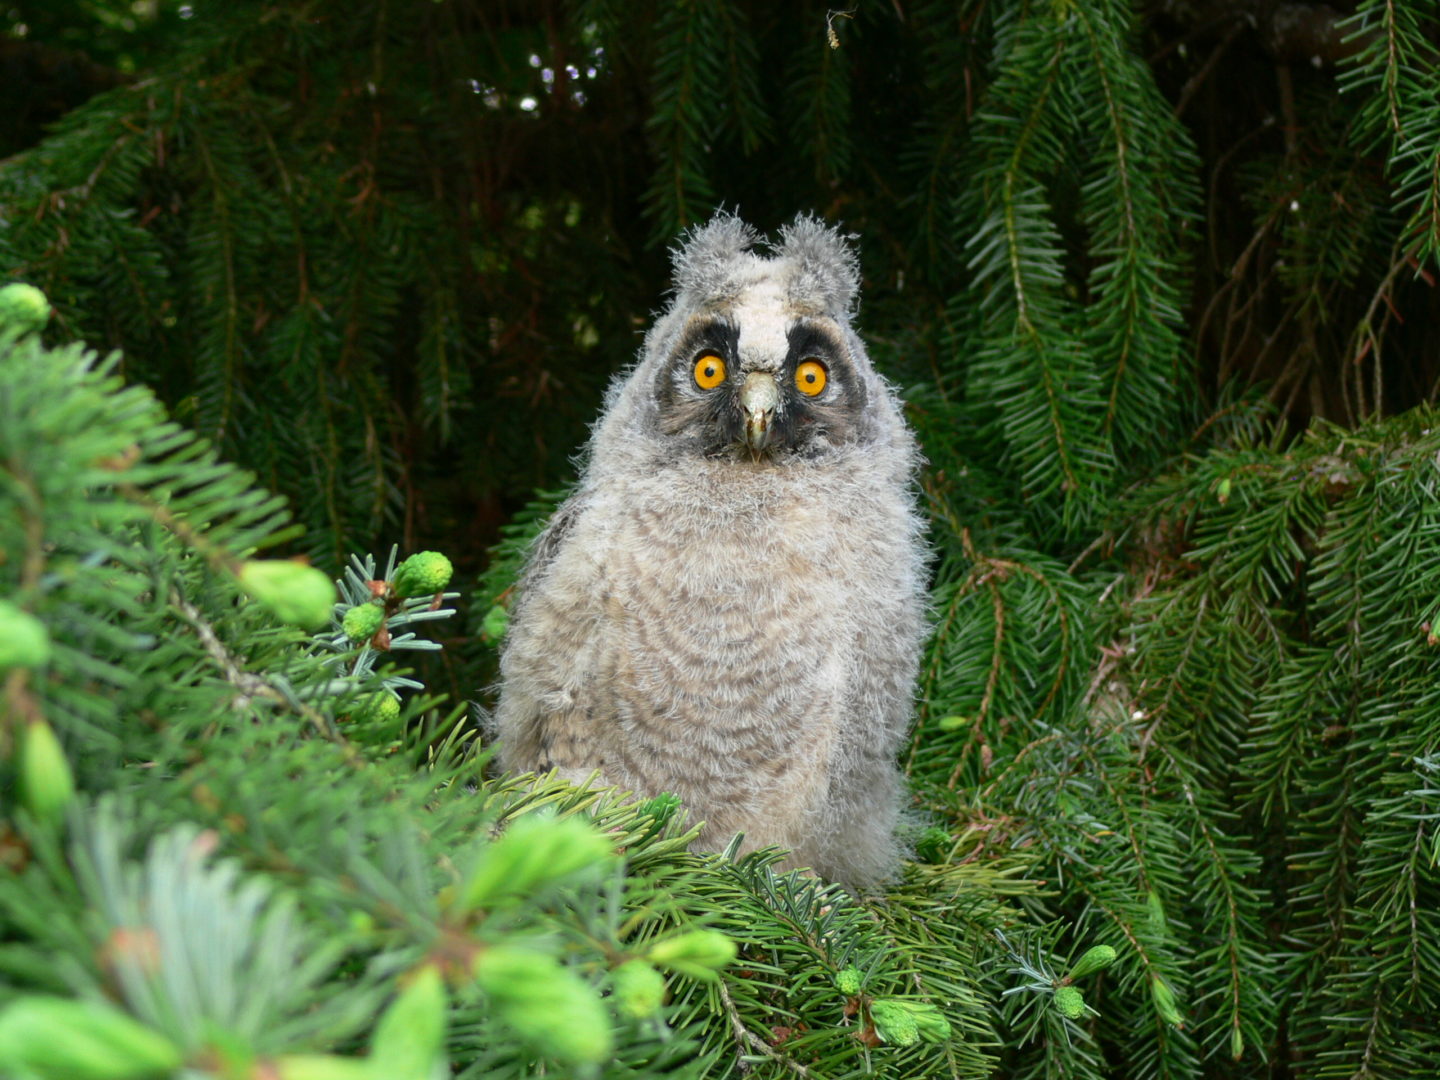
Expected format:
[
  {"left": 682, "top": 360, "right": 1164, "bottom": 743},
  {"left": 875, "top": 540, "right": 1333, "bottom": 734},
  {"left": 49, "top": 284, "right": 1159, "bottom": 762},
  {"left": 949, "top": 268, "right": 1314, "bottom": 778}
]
[{"left": 639, "top": 213, "right": 879, "bottom": 461}]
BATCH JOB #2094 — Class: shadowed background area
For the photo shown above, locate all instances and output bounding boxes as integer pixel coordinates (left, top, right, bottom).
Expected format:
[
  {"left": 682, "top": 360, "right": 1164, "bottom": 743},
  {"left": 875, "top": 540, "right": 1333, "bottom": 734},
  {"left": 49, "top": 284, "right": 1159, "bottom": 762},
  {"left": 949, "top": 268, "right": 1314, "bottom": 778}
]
[{"left": 3, "top": 0, "right": 1436, "bottom": 582}]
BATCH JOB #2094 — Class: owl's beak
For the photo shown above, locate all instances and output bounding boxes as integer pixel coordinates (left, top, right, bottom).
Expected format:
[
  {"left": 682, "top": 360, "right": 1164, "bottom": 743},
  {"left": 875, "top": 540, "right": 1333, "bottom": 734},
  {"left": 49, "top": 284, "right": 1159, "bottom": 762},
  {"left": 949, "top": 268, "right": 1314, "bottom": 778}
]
[{"left": 740, "top": 372, "right": 778, "bottom": 452}]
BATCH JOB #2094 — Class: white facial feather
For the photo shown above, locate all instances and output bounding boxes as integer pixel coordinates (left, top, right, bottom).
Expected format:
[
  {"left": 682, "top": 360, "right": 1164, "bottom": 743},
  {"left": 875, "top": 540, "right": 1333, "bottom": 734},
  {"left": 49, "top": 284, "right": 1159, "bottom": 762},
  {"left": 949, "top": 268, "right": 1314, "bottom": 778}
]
[{"left": 733, "top": 278, "right": 790, "bottom": 374}]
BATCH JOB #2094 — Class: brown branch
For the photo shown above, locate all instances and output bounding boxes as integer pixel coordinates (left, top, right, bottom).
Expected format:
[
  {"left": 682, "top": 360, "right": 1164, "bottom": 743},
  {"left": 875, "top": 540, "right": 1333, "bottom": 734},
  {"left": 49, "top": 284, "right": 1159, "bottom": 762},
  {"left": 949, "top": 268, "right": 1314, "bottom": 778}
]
[
  {"left": 715, "top": 977, "right": 814, "bottom": 1078},
  {"left": 168, "top": 588, "right": 338, "bottom": 743},
  {"left": 1174, "top": 22, "right": 1245, "bottom": 118}
]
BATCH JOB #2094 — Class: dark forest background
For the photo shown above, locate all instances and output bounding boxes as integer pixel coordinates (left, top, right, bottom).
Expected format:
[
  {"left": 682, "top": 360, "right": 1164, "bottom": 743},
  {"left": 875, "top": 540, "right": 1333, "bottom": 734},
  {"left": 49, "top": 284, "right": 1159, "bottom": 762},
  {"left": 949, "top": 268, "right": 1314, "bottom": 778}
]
[
  {"left": 3, "top": 2, "right": 1440, "bottom": 1078},
  {"left": 7, "top": 0, "right": 1437, "bottom": 573}
]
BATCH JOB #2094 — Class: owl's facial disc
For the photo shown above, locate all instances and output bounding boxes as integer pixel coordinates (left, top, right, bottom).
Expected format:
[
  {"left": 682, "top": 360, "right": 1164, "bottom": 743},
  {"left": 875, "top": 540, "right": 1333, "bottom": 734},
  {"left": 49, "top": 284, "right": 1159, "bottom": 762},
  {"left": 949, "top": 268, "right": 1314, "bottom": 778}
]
[{"left": 656, "top": 313, "right": 868, "bottom": 459}]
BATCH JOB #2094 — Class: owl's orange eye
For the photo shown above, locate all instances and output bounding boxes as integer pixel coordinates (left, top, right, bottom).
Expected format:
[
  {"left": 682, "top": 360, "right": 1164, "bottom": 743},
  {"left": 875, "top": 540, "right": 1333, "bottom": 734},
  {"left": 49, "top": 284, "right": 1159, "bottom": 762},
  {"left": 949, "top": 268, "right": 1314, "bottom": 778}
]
[
  {"left": 795, "top": 359, "right": 828, "bottom": 396},
  {"left": 694, "top": 353, "right": 727, "bottom": 389}
]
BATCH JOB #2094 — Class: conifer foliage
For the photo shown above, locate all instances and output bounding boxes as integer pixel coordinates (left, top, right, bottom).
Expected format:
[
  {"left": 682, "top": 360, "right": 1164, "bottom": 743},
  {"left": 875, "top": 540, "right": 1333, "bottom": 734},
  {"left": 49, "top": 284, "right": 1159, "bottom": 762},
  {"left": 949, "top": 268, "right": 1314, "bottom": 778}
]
[{"left": 3, "top": 1, "right": 1440, "bottom": 1078}]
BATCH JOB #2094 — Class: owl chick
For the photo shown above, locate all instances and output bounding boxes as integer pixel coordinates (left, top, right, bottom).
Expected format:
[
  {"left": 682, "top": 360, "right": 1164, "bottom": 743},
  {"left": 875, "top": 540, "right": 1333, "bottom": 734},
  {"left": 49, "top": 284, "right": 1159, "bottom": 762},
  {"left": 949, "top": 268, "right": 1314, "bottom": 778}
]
[{"left": 494, "top": 213, "right": 927, "bottom": 890}]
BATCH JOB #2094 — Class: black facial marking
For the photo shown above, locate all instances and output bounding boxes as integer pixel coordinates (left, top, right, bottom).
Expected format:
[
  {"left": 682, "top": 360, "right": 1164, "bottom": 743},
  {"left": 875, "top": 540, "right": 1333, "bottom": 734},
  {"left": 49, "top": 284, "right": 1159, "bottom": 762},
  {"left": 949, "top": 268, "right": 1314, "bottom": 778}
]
[
  {"left": 784, "top": 324, "right": 844, "bottom": 378},
  {"left": 654, "top": 315, "right": 870, "bottom": 458},
  {"left": 656, "top": 316, "right": 742, "bottom": 446},
  {"left": 681, "top": 317, "right": 741, "bottom": 375},
  {"left": 772, "top": 321, "right": 869, "bottom": 455}
]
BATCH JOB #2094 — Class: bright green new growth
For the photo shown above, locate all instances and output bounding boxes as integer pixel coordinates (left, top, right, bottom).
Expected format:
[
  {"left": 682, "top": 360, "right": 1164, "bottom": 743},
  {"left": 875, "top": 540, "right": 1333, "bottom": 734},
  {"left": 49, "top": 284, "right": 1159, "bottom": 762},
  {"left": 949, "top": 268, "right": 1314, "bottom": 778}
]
[
  {"left": 1053, "top": 986, "right": 1087, "bottom": 1020},
  {"left": 340, "top": 602, "right": 385, "bottom": 643},
  {"left": 907, "top": 1002, "right": 952, "bottom": 1043},
  {"left": 1149, "top": 976, "right": 1183, "bottom": 1028},
  {"left": 0, "top": 600, "right": 51, "bottom": 669},
  {"left": 645, "top": 930, "right": 738, "bottom": 982},
  {"left": 18, "top": 720, "right": 75, "bottom": 827},
  {"left": 480, "top": 603, "right": 509, "bottom": 643},
  {"left": 871, "top": 999, "right": 952, "bottom": 1044},
  {"left": 869, "top": 1000, "right": 919, "bottom": 1047},
  {"left": 0, "top": 283, "right": 51, "bottom": 335},
  {"left": 835, "top": 966, "right": 862, "bottom": 996},
  {"left": 460, "top": 809, "right": 617, "bottom": 910},
  {"left": 343, "top": 691, "right": 400, "bottom": 725},
  {"left": 238, "top": 560, "right": 336, "bottom": 629},
  {"left": 638, "top": 790, "right": 683, "bottom": 824},
  {"left": 0, "top": 996, "right": 183, "bottom": 1080},
  {"left": 1066, "top": 944, "right": 1118, "bottom": 982},
  {"left": 611, "top": 960, "right": 667, "bottom": 1019},
  {"left": 369, "top": 966, "right": 447, "bottom": 1078},
  {"left": 392, "top": 551, "right": 453, "bottom": 599},
  {"left": 472, "top": 947, "right": 613, "bottom": 1065}
]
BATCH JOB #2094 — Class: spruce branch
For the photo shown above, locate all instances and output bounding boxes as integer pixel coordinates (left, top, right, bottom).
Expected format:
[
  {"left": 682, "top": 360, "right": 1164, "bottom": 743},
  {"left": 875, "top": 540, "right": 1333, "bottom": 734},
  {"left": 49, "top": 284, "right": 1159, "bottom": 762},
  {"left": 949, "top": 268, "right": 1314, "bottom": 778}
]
[
  {"left": 715, "top": 976, "right": 815, "bottom": 1078},
  {"left": 166, "top": 587, "right": 337, "bottom": 744}
]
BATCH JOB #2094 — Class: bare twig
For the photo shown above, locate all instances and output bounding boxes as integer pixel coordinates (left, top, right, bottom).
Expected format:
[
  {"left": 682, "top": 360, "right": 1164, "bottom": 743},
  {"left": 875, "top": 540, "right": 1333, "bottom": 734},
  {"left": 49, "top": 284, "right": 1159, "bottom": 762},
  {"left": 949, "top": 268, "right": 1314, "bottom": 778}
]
[{"left": 1174, "top": 22, "right": 1244, "bottom": 119}]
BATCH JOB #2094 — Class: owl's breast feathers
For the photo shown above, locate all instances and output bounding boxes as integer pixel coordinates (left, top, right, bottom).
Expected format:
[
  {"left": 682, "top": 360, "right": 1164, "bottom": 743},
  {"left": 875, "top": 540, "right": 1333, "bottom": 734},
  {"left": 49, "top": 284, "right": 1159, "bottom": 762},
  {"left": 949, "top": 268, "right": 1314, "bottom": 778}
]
[{"left": 498, "top": 450, "right": 924, "bottom": 845}]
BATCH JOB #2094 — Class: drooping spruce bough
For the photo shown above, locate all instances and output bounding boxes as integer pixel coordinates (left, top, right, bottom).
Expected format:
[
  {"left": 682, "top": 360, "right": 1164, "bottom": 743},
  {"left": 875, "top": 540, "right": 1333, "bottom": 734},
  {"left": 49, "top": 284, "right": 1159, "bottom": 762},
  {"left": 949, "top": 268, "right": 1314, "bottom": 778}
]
[{"left": 3, "top": 0, "right": 1440, "bottom": 1076}]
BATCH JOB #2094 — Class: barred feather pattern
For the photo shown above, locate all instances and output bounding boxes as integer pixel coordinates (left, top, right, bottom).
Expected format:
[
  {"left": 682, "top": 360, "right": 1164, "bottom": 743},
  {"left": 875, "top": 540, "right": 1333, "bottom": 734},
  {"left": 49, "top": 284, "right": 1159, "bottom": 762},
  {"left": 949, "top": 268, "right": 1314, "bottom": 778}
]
[{"left": 496, "top": 214, "right": 927, "bottom": 890}]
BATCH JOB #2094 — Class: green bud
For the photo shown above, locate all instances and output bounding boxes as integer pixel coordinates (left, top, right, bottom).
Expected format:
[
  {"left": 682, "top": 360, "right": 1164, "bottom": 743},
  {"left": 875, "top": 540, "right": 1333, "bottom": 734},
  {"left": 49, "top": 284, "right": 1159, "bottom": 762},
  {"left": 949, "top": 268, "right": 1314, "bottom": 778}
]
[
  {"left": 461, "top": 810, "right": 616, "bottom": 910},
  {"left": 871, "top": 998, "right": 951, "bottom": 1042},
  {"left": 1145, "top": 889, "right": 1167, "bottom": 932},
  {"left": 915, "top": 825, "right": 951, "bottom": 863},
  {"left": 638, "top": 791, "right": 682, "bottom": 824},
  {"left": 340, "top": 602, "right": 385, "bottom": 643},
  {"left": 835, "top": 966, "right": 862, "bottom": 996},
  {"left": 1066, "top": 944, "right": 1117, "bottom": 981},
  {"left": 1230, "top": 1026, "right": 1244, "bottom": 1060},
  {"left": 868, "top": 1000, "right": 918, "bottom": 1046},
  {"left": 1216, "top": 476, "right": 1233, "bottom": 504},
  {"left": 19, "top": 720, "right": 75, "bottom": 827},
  {"left": 238, "top": 560, "right": 336, "bottom": 629},
  {"left": 904, "top": 1001, "right": 951, "bottom": 1043},
  {"left": 343, "top": 691, "right": 400, "bottom": 726},
  {"left": 935, "top": 715, "right": 968, "bottom": 731},
  {"left": 1150, "top": 975, "right": 1183, "bottom": 1027},
  {"left": 0, "top": 283, "right": 51, "bottom": 336},
  {"left": 0, "top": 995, "right": 183, "bottom": 1080},
  {"left": 392, "top": 551, "right": 453, "bottom": 598},
  {"left": 275, "top": 1055, "right": 374, "bottom": 1080},
  {"left": 481, "top": 604, "right": 509, "bottom": 643},
  {"left": 1053, "top": 985, "right": 1087, "bottom": 1020},
  {"left": 474, "top": 947, "right": 613, "bottom": 1065},
  {"left": 0, "top": 600, "right": 52, "bottom": 669},
  {"left": 645, "top": 930, "right": 737, "bottom": 982},
  {"left": 371, "top": 965, "right": 447, "bottom": 1078},
  {"left": 611, "top": 960, "right": 666, "bottom": 1019}
]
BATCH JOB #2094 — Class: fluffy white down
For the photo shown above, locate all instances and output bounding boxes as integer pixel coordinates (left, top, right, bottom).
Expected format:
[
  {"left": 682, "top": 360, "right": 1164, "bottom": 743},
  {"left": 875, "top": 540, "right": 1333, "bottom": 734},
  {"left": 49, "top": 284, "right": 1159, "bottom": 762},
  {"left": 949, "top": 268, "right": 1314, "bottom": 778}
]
[{"left": 494, "top": 213, "right": 928, "bottom": 891}]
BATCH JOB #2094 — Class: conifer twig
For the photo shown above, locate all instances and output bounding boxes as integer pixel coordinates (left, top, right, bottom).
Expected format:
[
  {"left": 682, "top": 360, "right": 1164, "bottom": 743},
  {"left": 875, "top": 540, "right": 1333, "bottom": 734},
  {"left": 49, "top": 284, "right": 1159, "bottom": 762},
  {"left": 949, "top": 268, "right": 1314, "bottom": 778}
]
[
  {"left": 715, "top": 977, "right": 814, "bottom": 1078},
  {"left": 168, "top": 588, "right": 335, "bottom": 739}
]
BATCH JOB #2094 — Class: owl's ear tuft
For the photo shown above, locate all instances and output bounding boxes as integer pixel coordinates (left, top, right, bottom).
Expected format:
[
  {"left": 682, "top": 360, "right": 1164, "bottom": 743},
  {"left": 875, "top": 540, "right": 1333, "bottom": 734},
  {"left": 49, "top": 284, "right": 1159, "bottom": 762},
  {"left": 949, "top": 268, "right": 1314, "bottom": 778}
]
[
  {"left": 777, "top": 213, "right": 860, "bottom": 317},
  {"left": 671, "top": 212, "right": 760, "bottom": 299}
]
